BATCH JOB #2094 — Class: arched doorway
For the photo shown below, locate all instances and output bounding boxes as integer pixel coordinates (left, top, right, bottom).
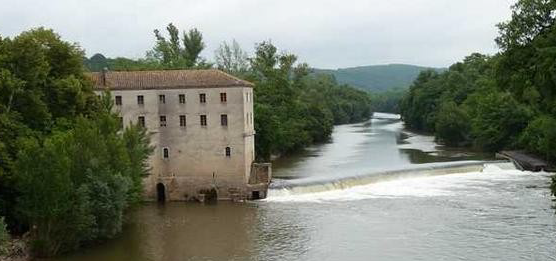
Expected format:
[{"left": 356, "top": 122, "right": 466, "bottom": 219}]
[{"left": 156, "top": 183, "right": 166, "bottom": 202}]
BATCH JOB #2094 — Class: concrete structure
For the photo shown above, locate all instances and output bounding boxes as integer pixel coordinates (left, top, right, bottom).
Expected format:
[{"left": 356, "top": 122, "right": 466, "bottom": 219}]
[{"left": 89, "top": 69, "right": 271, "bottom": 201}]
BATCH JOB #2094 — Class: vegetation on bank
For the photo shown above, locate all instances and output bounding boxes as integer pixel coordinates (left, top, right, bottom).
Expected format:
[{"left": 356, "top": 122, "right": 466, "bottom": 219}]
[
  {"left": 85, "top": 24, "right": 373, "bottom": 161},
  {"left": 0, "top": 28, "right": 153, "bottom": 257},
  {"left": 368, "top": 88, "right": 406, "bottom": 114},
  {"left": 400, "top": 0, "right": 556, "bottom": 195}
]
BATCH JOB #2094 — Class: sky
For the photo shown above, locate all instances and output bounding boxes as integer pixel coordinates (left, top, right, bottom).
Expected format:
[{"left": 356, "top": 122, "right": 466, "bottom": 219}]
[{"left": 0, "top": 0, "right": 516, "bottom": 69}]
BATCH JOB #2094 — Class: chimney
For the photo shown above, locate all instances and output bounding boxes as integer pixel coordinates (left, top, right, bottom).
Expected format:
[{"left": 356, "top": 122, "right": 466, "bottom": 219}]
[{"left": 101, "top": 67, "right": 108, "bottom": 86}]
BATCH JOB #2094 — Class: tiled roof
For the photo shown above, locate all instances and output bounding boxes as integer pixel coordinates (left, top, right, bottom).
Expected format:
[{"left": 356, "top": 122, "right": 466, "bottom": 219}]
[{"left": 88, "top": 69, "right": 254, "bottom": 90}]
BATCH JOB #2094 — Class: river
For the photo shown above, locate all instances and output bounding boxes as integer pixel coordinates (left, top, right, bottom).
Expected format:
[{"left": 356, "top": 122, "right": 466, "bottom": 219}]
[{"left": 50, "top": 113, "right": 556, "bottom": 261}]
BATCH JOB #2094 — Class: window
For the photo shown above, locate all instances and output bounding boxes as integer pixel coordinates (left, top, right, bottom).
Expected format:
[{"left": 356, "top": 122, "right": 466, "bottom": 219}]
[
  {"left": 159, "top": 94, "right": 166, "bottom": 104},
  {"left": 163, "top": 148, "right": 169, "bottom": 159},
  {"left": 137, "top": 95, "right": 144, "bottom": 105},
  {"left": 115, "top": 95, "right": 122, "bottom": 105},
  {"left": 179, "top": 94, "right": 185, "bottom": 104},
  {"left": 221, "top": 114, "right": 228, "bottom": 126},
  {"left": 225, "top": 147, "right": 231, "bottom": 157},
  {"left": 160, "top": 115, "right": 167, "bottom": 127},
  {"left": 220, "top": 93, "right": 227, "bottom": 103},
  {"left": 138, "top": 116, "right": 145, "bottom": 127},
  {"left": 200, "top": 115, "right": 207, "bottom": 126},
  {"left": 179, "top": 115, "right": 186, "bottom": 127},
  {"left": 199, "top": 93, "right": 206, "bottom": 103}
]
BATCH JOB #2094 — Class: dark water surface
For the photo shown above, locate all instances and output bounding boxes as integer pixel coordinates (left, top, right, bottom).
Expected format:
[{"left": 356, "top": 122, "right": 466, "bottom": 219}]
[{"left": 49, "top": 113, "right": 556, "bottom": 261}]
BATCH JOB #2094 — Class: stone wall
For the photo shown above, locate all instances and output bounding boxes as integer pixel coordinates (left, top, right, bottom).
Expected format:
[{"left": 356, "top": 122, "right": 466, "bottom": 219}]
[{"left": 97, "top": 86, "right": 257, "bottom": 201}]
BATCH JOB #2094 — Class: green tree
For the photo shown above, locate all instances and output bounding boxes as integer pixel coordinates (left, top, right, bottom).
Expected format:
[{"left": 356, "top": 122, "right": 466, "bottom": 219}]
[
  {"left": 146, "top": 23, "right": 209, "bottom": 69},
  {"left": 519, "top": 115, "right": 556, "bottom": 162},
  {"left": 496, "top": 0, "right": 556, "bottom": 50},
  {"left": 435, "top": 102, "right": 470, "bottom": 146},
  {"left": 468, "top": 91, "right": 532, "bottom": 151},
  {"left": 0, "top": 28, "right": 153, "bottom": 257},
  {"left": 0, "top": 28, "right": 97, "bottom": 229},
  {"left": 214, "top": 40, "right": 250, "bottom": 77},
  {"left": 248, "top": 42, "right": 371, "bottom": 159},
  {"left": 15, "top": 134, "right": 94, "bottom": 256}
]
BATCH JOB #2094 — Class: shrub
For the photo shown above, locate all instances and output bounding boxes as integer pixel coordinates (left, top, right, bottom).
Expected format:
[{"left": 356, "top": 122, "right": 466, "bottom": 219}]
[
  {"left": 435, "top": 102, "right": 470, "bottom": 146},
  {"left": 467, "top": 91, "right": 531, "bottom": 151},
  {"left": 519, "top": 115, "right": 556, "bottom": 162}
]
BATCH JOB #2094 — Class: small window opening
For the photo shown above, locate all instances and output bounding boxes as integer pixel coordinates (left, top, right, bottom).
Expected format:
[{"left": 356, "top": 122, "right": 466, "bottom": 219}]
[
  {"left": 137, "top": 95, "right": 144, "bottom": 105},
  {"left": 163, "top": 148, "right": 169, "bottom": 159},
  {"left": 220, "top": 93, "right": 227, "bottom": 103},
  {"left": 200, "top": 115, "right": 207, "bottom": 126},
  {"left": 221, "top": 114, "right": 228, "bottom": 126},
  {"left": 179, "top": 94, "right": 186, "bottom": 104},
  {"left": 115, "top": 95, "right": 122, "bottom": 105},
  {"left": 138, "top": 116, "right": 145, "bottom": 128},
  {"left": 225, "top": 147, "right": 231, "bottom": 157},
  {"left": 160, "top": 115, "right": 167, "bottom": 127},
  {"left": 159, "top": 94, "right": 166, "bottom": 104},
  {"left": 199, "top": 93, "right": 206, "bottom": 103},
  {"left": 180, "top": 115, "right": 186, "bottom": 127}
]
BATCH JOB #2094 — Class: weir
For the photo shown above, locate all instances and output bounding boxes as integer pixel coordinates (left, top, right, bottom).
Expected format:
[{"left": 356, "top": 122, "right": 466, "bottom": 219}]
[{"left": 268, "top": 160, "right": 516, "bottom": 197}]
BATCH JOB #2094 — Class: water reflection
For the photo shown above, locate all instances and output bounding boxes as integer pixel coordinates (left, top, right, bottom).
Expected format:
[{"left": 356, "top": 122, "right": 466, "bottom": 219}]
[{"left": 272, "top": 113, "right": 494, "bottom": 180}]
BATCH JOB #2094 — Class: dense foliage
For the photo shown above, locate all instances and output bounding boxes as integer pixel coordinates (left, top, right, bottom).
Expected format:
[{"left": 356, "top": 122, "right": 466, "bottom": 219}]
[
  {"left": 237, "top": 42, "right": 372, "bottom": 160},
  {"left": 400, "top": 0, "right": 556, "bottom": 195},
  {"left": 0, "top": 28, "right": 152, "bottom": 257},
  {"left": 368, "top": 88, "right": 406, "bottom": 113}
]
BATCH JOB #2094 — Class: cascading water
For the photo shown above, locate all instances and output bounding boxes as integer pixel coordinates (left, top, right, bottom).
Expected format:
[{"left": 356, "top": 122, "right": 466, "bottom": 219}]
[{"left": 266, "top": 161, "right": 518, "bottom": 200}]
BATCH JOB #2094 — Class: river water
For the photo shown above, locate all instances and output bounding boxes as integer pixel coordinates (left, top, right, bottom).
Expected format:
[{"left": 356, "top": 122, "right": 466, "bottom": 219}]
[{"left": 50, "top": 113, "right": 556, "bottom": 261}]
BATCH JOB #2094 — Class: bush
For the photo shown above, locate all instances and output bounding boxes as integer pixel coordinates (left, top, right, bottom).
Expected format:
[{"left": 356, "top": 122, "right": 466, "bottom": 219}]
[
  {"left": 435, "top": 102, "right": 470, "bottom": 146},
  {"left": 467, "top": 91, "right": 531, "bottom": 151},
  {"left": 519, "top": 115, "right": 556, "bottom": 162},
  {"left": 15, "top": 97, "right": 152, "bottom": 257}
]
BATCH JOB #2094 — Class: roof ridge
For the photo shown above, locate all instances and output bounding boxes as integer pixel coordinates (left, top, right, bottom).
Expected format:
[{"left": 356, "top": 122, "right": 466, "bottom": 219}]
[{"left": 86, "top": 69, "right": 254, "bottom": 90}]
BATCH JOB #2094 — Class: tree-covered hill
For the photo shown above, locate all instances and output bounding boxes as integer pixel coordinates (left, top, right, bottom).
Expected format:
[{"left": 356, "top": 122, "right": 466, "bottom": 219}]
[{"left": 313, "top": 64, "right": 445, "bottom": 91}]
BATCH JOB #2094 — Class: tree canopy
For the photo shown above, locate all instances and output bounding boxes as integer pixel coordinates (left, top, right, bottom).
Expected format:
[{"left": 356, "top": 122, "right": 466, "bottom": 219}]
[
  {"left": 400, "top": 0, "right": 556, "bottom": 196},
  {"left": 0, "top": 28, "right": 152, "bottom": 257}
]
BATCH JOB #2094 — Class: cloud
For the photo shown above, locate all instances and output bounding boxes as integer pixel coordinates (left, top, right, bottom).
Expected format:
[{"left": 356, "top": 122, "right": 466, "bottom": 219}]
[{"left": 0, "top": 0, "right": 515, "bottom": 68}]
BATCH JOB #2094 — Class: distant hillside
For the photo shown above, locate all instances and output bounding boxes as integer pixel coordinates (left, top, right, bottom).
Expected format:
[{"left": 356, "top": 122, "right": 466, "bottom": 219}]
[{"left": 313, "top": 64, "right": 444, "bottom": 91}]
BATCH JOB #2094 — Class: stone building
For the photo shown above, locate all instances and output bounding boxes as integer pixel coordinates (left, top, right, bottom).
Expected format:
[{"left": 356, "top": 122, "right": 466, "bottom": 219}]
[{"left": 89, "top": 69, "right": 271, "bottom": 201}]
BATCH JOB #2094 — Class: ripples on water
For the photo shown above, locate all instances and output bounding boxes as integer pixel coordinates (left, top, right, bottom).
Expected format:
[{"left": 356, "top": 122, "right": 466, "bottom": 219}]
[{"left": 49, "top": 114, "right": 556, "bottom": 261}]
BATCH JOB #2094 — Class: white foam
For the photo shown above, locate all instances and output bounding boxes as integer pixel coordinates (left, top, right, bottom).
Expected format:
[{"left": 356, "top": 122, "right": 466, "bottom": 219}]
[
  {"left": 398, "top": 132, "right": 439, "bottom": 152},
  {"left": 264, "top": 164, "right": 549, "bottom": 203},
  {"left": 373, "top": 112, "right": 401, "bottom": 119}
]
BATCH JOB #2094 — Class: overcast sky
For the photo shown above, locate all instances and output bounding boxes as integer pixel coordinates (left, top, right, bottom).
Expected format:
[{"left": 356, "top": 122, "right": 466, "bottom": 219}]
[{"left": 0, "top": 0, "right": 515, "bottom": 69}]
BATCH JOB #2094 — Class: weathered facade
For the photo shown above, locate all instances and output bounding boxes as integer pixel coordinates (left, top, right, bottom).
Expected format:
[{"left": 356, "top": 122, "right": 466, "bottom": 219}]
[{"left": 89, "top": 69, "right": 271, "bottom": 201}]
